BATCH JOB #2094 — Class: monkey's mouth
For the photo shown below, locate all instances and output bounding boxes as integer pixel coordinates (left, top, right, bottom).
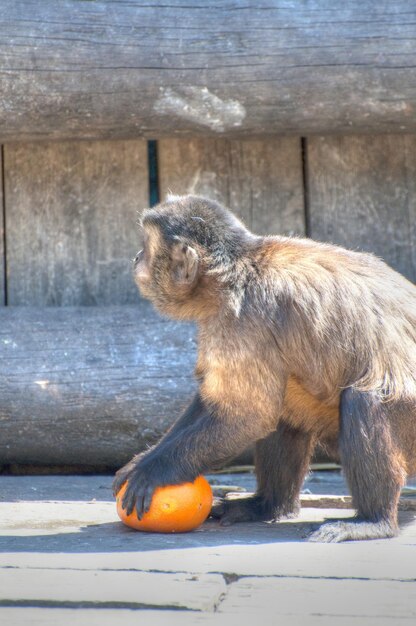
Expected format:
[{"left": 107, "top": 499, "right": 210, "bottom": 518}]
[
  {"left": 133, "top": 251, "right": 150, "bottom": 285},
  {"left": 134, "top": 269, "right": 149, "bottom": 287}
]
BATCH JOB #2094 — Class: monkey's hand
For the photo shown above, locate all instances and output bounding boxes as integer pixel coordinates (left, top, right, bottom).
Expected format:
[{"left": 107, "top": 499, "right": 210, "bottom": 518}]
[
  {"left": 112, "top": 452, "right": 144, "bottom": 496},
  {"left": 112, "top": 451, "right": 190, "bottom": 519}
]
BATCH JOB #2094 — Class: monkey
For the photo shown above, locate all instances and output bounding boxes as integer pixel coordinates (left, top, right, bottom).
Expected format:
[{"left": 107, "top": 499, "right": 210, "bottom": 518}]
[{"left": 113, "top": 194, "right": 416, "bottom": 542}]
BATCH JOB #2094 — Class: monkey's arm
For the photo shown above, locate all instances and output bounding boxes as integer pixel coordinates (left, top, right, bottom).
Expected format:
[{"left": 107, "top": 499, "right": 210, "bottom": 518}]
[
  {"left": 112, "top": 393, "right": 205, "bottom": 496},
  {"left": 115, "top": 392, "right": 278, "bottom": 518}
]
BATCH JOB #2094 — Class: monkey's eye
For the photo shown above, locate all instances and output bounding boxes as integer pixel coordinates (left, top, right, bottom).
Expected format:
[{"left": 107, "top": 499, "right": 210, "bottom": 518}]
[{"left": 134, "top": 250, "right": 144, "bottom": 264}]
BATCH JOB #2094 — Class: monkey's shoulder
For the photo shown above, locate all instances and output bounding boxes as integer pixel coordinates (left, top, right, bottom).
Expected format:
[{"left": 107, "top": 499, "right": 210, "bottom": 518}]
[
  {"left": 252, "top": 235, "right": 416, "bottom": 301},
  {"left": 258, "top": 235, "right": 381, "bottom": 273}
]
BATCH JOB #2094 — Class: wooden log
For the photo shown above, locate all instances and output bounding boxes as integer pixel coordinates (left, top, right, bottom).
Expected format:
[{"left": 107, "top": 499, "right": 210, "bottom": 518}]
[
  {"left": 158, "top": 138, "right": 305, "bottom": 237},
  {"left": 300, "top": 494, "right": 416, "bottom": 512},
  {"left": 4, "top": 141, "right": 148, "bottom": 305},
  {"left": 0, "top": 304, "right": 197, "bottom": 469},
  {"left": 226, "top": 492, "right": 416, "bottom": 511},
  {"left": 0, "top": 147, "right": 4, "bottom": 305},
  {"left": 1, "top": 1, "right": 416, "bottom": 141},
  {"left": 307, "top": 135, "right": 416, "bottom": 282}
]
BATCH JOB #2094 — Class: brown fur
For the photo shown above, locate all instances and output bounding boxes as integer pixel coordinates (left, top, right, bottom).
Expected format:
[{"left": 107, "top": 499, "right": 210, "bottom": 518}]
[{"left": 114, "top": 194, "right": 416, "bottom": 542}]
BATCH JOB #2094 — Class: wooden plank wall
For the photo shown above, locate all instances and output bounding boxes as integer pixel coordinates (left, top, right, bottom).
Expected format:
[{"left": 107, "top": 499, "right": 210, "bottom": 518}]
[
  {"left": 3, "top": 141, "right": 148, "bottom": 305},
  {"left": 0, "top": 135, "right": 415, "bottom": 307},
  {"left": 158, "top": 138, "right": 305, "bottom": 237},
  {"left": 307, "top": 136, "right": 416, "bottom": 283}
]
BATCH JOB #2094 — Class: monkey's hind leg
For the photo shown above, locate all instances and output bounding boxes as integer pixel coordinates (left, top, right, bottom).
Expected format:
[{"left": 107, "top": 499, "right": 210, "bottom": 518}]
[
  {"left": 211, "top": 421, "right": 315, "bottom": 525},
  {"left": 310, "top": 388, "right": 406, "bottom": 543}
]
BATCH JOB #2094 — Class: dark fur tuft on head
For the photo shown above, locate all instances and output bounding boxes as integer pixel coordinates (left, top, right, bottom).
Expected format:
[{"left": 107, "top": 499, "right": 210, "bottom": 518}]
[{"left": 142, "top": 195, "right": 253, "bottom": 266}]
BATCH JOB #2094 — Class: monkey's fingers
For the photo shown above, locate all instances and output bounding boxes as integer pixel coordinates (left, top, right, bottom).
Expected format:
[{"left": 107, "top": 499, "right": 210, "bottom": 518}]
[
  {"left": 121, "top": 476, "right": 145, "bottom": 516},
  {"left": 309, "top": 521, "right": 355, "bottom": 543},
  {"left": 135, "top": 495, "right": 146, "bottom": 521},
  {"left": 212, "top": 495, "right": 271, "bottom": 525},
  {"left": 218, "top": 510, "right": 244, "bottom": 527},
  {"left": 112, "top": 473, "right": 128, "bottom": 496},
  {"left": 210, "top": 497, "right": 226, "bottom": 519},
  {"left": 112, "top": 461, "right": 137, "bottom": 496},
  {"left": 122, "top": 473, "right": 155, "bottom": 518},
  {"left": 309, "top": 520, "right": 397, "bottom": 543},
  {"left": 142, "top": 485, "right": 155, "bottom": 516},
  {"left": 123, "top": 483, "right": 155, "bottom": 520},
  {"left": 210, "top": 497, "right": 246, "bottom": 526},
  {"left": 131, "top": 485, "right": 154, "bottom": 520}
]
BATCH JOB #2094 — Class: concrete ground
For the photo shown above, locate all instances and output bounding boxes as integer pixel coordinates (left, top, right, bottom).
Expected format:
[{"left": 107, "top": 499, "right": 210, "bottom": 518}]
[{"left": 1, "top": 471, "right": 416, "bottom": 625}]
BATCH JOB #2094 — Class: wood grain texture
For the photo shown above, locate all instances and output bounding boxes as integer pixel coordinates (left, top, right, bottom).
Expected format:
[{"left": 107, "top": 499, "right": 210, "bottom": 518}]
[
  {"left": 307, "top": 135, "right": 416, "bottom": 282},
  {"left": 4, "top": 141, "right": 148, "bottom": 305},
  {"left": 0, "top": 147, "right": 4, "bottom": 305},
  {"left": 1, "top": 1, "right": 416, "bottom": 141},
  {"left": 158, "top": 138, "right": 305, "bottom": 236},
  {"left": 0, "top": 304, "right": 197, "bottom": 468}
]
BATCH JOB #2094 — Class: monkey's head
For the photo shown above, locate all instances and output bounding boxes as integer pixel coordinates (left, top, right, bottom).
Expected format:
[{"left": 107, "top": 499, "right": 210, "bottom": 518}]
[{"left": 134, "top": 194, "right": 254, "bottom": 320}]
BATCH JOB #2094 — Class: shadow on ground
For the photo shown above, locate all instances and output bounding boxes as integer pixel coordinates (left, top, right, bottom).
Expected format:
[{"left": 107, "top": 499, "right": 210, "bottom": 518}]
[
  {"left": 1, "top": 472, "right": 415, "bottom": 554},
  {"left": 0, "top": 517, "right": 320, "bottom": 553},
  {"left": 2, "top": 510, "right": 416, "bottom": 554}
]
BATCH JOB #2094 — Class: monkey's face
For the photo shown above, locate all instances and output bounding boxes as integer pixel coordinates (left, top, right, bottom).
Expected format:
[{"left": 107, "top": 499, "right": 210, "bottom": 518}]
[
  {"left": 133, "top": 230, "right": 152, "bottom": 290},
  {"left": 133, "top": 226, "right": 163, "bottom": 298}
]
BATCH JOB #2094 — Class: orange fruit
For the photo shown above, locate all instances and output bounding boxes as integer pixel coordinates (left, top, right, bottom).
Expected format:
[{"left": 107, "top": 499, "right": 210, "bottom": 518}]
[{"left": 116, "top": 476, "right": 213, "bottom": 533}]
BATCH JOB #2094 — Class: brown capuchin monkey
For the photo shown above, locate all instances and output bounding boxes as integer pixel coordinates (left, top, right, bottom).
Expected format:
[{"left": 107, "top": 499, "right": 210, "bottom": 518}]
[{"left": 113, "top": 194, "right": 416, "bottom": 542}]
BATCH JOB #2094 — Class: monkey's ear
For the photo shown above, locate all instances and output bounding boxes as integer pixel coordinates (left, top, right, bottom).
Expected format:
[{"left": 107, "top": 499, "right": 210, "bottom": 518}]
[{"left": 171, "top": 242, "right": 199, "bottom": 285}]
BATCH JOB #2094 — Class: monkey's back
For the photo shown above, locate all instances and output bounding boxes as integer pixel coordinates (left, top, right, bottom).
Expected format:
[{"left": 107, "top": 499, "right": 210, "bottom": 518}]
[{"left": 256, "top": 236, "right": 416, "bottom": 402}]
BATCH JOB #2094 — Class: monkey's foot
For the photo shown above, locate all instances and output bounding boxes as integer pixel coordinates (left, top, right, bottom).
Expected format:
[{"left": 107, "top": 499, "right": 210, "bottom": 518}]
[
  {"left": 211, "top": 495, "right": 298, "bottom": 526},
  {"left": 309, "top": 519, "right": 398, "bottom": 543},
  {"left": 211, "top": 495, "right": 271, "bottom": 526}
]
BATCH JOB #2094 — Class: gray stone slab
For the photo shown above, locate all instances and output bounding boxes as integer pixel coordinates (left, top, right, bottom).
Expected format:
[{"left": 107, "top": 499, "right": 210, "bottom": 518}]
[
  {"left": 0, "top": 475, "right": 116, "bottom": 503},
  {"left": 0, "top": 608, "right": 411, "bottom": 626},
  {"left": 0, "top": 569, "right": 225, "bottom": 612},
  {"left": 1, "top": 473, "right": 416, "bottom": 625},
  {"left": 2, "top": 502, "right": 416, "bottom": 582},
  {"left": 3, "top": 528, "right": 416, "bottom": 582},
  {"left": 219, "top": 577, "right": 416, "bottom": 619}
]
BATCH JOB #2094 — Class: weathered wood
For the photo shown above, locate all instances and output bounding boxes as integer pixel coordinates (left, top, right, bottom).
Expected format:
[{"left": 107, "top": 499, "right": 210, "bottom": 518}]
[
  {"left": 4, "top": 141, "right": 148, "bottom": 305},
  {"left": 1, "top": 1, "right": 416, "bottom": 141},
  {"left": 0, "top": 147, "right": 4, "bottom": 305},
  {"left": 226, "top": 491, "right": 416, "bottom": 511},
  {"left": 307, "top": 135, "right": 416, "bottom": 282},
  {"left": 301, "top": 494, "right": 416, "bottom": 512},
  {"left": 0, "top": 305, "right": 197, "bottom": 468},
  {"left": 158, "top": 138, "right": 305, "bottom": 236}
]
